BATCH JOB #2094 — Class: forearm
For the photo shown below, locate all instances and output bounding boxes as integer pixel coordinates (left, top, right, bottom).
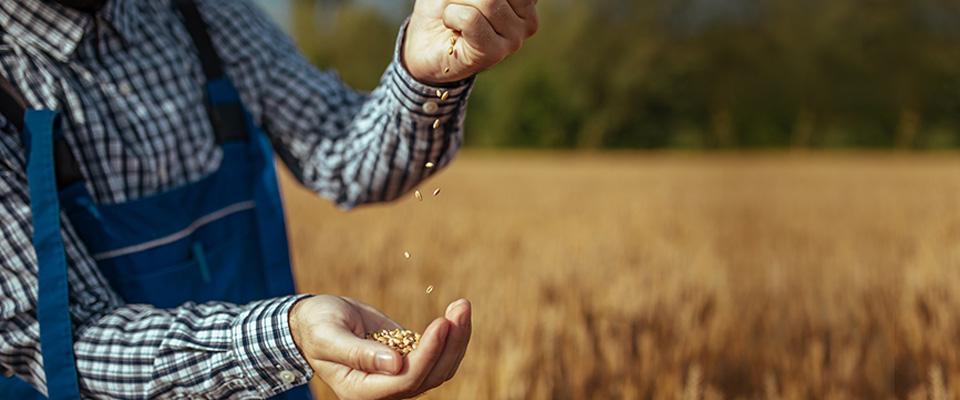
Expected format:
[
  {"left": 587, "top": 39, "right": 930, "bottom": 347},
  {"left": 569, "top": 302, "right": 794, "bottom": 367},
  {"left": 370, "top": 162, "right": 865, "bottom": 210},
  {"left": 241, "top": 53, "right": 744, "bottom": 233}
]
[
  {"left": 3, "top": 296, "right": 312, "bottom": 398},
  {"left": 195, "top": 1, "right": 474, "bottom": 209},
  {"left": 297, "top": 60, "right": 471, "bottom": 208},
  {"left": 261, "top": 23, "right": 474, "bottom": 209}
]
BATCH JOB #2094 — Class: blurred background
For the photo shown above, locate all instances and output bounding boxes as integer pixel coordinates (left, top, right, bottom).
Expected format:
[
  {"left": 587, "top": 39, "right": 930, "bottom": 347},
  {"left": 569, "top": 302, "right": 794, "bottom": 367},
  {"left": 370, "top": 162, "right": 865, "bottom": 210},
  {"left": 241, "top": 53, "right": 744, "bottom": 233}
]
[
  {"left": 257, "top": 0, "right": 960, "bottom": 150},
  {"left": 254, "top": 1, "right": 960, "bottom": 399}
]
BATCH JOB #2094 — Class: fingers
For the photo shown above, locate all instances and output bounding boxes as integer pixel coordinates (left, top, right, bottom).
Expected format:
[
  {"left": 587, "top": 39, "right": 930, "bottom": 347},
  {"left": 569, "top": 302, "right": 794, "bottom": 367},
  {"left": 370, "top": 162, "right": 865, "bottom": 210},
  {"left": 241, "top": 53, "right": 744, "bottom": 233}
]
[
  {"left": 451, "top": 0, "right": 524, "bottom": 41},
  {"left": 401, "top": 318, "right": 450, "bottom": 389},
  {"left": 507, "top": 0, "right": 538, "bottom": 19},
  {"left": 415, "top": 299, "right": 473, "bottom": 391},
  {"left": 443, "top": 300, "right": 472, "bottom": 380},
  {"left": 358, "top": 317, "right": 451, "bottom": 398},
  {"left": 514, "top": 3, "right": 539, "bottom": 37},
  {"left": 319, "top": 324, "right": 404, "bottom": 375},
  {"left": 443, "top": 4, "right": 506, "bottom": 54}
]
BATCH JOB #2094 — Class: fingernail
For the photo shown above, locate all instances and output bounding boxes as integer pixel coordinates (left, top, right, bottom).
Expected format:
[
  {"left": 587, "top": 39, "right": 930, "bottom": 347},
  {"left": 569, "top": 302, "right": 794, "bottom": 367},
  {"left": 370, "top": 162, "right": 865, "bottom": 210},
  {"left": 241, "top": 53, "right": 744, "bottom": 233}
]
[
  {"left": 375, "top": 351, "right": 397, "bottom": 373},
  {"left": 446, "top": 299, "right": 468, "bottom": 315}
]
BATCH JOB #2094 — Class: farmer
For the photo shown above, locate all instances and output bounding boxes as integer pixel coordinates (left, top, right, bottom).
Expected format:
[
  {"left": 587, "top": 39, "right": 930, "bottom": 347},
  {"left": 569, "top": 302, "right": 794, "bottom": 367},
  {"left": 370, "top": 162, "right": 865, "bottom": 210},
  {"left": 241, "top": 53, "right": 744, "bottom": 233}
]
[{"left": 0, "top": 0, "right": 537, "bottom": 398}]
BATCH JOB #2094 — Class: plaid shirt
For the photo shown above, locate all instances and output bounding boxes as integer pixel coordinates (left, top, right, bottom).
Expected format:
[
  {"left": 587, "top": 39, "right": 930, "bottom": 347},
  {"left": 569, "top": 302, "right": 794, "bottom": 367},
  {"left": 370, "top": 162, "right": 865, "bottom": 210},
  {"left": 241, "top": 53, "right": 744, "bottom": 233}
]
[{"left": 0, "top": 0, "right": 472, "bottom": 398}]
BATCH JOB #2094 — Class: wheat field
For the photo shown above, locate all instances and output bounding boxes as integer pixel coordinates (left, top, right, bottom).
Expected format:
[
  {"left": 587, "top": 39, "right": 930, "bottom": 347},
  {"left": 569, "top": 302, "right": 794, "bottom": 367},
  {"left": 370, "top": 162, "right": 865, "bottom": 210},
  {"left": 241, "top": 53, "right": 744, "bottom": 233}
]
[{"left": 278, "top": 152, "right": 960, "bottom": 400}]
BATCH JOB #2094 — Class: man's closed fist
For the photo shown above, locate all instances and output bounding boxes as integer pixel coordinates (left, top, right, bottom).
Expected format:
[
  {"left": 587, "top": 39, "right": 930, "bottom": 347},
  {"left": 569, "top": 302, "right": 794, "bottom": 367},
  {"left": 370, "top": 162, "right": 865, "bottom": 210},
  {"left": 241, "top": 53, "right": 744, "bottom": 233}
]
[{"left": 403, "top": 0, "right": 539, "bottom": 84}]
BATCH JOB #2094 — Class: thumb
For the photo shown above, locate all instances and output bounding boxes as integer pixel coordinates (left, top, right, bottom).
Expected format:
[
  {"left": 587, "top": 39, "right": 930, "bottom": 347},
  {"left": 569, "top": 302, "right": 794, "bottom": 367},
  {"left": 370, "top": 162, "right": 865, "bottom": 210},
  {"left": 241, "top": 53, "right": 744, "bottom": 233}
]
[{"left": 323, "top": 327, "right": 403, "bottom": 375}]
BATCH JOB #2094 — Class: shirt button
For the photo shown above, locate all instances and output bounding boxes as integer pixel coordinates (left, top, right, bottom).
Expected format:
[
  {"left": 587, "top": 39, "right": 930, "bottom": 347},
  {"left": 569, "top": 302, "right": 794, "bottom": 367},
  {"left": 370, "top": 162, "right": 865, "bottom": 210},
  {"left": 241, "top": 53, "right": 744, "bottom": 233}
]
[
  {"left": 422, "top": 101, "right": 439, "bottom": 114},
  {"left": 119, "top": 83, "right": 133, "bottom": 96},
  {"left": 277, "top": 370, "right": 297, "bottom": 385}
]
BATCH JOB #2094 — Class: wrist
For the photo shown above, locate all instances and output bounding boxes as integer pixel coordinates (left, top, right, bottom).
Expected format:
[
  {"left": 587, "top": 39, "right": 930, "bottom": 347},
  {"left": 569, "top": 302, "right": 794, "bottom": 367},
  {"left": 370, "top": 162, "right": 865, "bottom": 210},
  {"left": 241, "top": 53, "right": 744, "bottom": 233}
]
[
  {"left": 401, "top": 24, "right": 440, "bottom": 85},
  {"left": 288, "top": 295, "right": 312, "bottom": 361},
  {"left": 230, "top": 296, "right": 314, "bottom": 395},
  {"left": 400, "top": 17, "right": 471, "bottom": 86}
]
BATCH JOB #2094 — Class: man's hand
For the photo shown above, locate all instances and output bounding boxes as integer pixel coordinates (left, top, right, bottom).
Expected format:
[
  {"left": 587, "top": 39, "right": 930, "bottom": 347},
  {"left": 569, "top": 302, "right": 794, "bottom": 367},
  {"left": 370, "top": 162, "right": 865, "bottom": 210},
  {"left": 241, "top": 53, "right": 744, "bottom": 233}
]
[
  {"left": 289, "top": 295, "right": 472, "bottom": 400},
  {"left": 403, "top": 0, "right": 539, "bottom": 84}
]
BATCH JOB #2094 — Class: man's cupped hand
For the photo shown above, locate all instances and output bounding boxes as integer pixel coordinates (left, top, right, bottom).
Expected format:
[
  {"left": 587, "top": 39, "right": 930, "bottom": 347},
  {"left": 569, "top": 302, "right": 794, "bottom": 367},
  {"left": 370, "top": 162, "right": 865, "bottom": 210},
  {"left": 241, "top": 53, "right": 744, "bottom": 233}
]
[{"left": 289, "top": 295, "right": 472, "bottom": 400}]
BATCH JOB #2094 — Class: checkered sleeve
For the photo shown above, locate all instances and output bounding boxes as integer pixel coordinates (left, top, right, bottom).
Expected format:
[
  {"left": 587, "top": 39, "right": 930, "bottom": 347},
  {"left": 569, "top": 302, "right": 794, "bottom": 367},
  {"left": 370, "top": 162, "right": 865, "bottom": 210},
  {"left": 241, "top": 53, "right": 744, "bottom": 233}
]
[
  {"left": 0, "top": 121, "right": 313, "bottom": 398},
  {"left": 198, "top": 0, "right": 474, "bottom": 209}
]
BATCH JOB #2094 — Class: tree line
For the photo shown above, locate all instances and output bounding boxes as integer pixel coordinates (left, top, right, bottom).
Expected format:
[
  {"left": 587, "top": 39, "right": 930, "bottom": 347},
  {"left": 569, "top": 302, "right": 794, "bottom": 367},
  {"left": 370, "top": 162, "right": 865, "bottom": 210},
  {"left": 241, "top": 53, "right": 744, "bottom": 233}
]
[{"left": 290, "top": 0, "right": 960, "bottom": 149}]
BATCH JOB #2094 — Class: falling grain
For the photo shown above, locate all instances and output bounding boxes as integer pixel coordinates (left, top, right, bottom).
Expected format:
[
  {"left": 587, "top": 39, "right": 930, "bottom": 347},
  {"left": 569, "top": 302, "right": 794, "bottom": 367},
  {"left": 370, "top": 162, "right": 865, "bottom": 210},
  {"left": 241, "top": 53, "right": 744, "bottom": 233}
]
[
  {"left": 433, "top": 119, "right": 441, "bottom": 130},
  {"left": 403, "top": 251, "right": 411, "bottom": 259},
  {"left": 433, "top": 188, "right": 441, "bottom": 197},
  {"left": 415, "top": 190, "right": 423, "bottom": 201},
  {"left": 425, "top": 162, "right": 435, "bottom": 169},
  {"left": 426, "top": 285, "right": 434, "bottom": 294}
]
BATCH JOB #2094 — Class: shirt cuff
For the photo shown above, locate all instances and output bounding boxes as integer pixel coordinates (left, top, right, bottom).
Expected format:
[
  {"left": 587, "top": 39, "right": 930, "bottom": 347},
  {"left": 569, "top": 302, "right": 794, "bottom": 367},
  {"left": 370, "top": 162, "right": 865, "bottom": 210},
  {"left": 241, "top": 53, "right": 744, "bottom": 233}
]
[
  {"left": 231, "top": 295, "right": 314, "bottom": 397},
  {"left": 389, "top": 18, "right": 474, "bottom": 121}
]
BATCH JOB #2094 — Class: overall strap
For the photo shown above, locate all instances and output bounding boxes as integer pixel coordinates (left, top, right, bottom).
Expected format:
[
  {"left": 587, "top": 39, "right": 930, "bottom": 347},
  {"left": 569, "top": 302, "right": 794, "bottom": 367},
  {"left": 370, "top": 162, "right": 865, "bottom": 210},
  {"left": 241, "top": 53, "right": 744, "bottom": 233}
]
[
  {"left": 26, "top": 110, "right": 81, "bottom": 400},
  {"left": 174, "top": 0, "right": 249, "bottom": 144},
  {"left": 176, "top": 0, "right": 295, "bottom": 301},
  {"left": 0, "top": 75, "right": 83, "bottom": 399},
  {"left": 0, "top": 76, "right": 84, "bottom": 189}
]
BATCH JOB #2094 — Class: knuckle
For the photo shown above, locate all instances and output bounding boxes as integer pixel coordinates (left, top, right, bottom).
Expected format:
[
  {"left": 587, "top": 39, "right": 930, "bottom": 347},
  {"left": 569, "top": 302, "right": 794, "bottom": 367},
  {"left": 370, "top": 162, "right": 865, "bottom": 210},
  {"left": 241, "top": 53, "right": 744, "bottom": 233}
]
[
  {"left": 346, "top": 346, "right": 366, "bottom": 368},
  {"left": 479, "top": 0, "right": 498, "bottom": 10},
  {"left": 465, "top": 8, "right": 485, "bottom": 28},
  {"left": 527, "top": 18, "right": 539, "bottom": 36}
]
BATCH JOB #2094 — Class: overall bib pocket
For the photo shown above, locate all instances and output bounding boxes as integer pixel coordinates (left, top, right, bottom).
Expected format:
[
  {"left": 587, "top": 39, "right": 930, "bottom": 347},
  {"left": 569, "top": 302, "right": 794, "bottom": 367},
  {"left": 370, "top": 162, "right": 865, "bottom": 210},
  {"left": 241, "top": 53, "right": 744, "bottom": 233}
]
[{"left": 73, "top": 207, "right": 272, "bottom": 309}]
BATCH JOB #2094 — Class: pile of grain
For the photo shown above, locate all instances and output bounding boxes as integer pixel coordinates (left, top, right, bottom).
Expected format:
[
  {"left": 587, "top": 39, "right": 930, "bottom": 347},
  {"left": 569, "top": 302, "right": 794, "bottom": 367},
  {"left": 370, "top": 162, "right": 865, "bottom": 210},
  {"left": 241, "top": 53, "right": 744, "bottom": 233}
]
[{"left": 367, "top": 329, "right": 422, "bottom": 356}]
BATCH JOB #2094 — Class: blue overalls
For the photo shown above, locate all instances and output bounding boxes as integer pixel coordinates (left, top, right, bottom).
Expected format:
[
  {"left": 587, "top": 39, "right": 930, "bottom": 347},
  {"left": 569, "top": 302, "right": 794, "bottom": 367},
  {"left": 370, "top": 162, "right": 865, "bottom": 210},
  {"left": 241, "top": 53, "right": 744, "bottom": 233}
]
[{"left": 0, "top": 0, "right": 311, "bottom": 398}]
